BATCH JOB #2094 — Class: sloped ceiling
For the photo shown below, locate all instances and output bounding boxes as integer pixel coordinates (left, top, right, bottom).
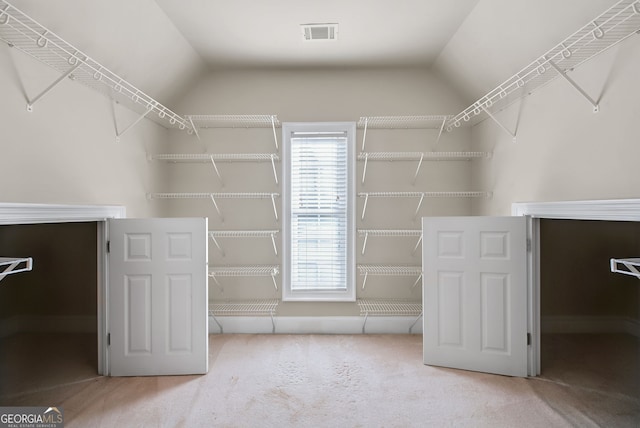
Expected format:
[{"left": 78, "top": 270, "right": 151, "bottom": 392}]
[{"left": 4, "top": 0, "right": 627, "bottom": 108}]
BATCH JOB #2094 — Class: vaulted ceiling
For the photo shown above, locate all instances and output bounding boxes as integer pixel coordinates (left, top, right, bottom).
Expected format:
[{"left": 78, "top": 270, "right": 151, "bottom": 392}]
[{"left": 5, "top": 0, "right": 623, "bottom": 106}]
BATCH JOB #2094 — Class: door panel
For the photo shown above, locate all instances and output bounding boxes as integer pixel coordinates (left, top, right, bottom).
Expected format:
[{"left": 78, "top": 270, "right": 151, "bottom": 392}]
[
  {"left": 109, "top": 218, "right": 208, "bottom": 376},
  {"left": 423, "top": 216, "right": 528, "bottom": 377}
]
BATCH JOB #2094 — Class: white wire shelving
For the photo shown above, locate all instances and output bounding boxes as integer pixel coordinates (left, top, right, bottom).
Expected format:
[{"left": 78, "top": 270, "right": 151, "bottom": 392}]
[
  {"left": 358, "top": 151, "right": 491, "bottom": 185},
  {"left": 0, "top": 1, "right": 193, "bottom": 140},
  {"left": 208, "top": 230, "right": 279, "bottom": 257},
  {"left": 610, "top": 258, "right": 640, "bottom": 279},
  {"left": 185, "top": 115, "right": 280, "bottom": 148},
  {"left": 358, "top": 229, "right": 422, "bottom": 255},
  {"left": 208, "top": 299, "right": 279, "bottom": 333},
  {"left": 357, "top": 299, "right": 423, "bottom": 333},
  {"left": 150, "top": 153, "right": 280, "bottom": 185},
  {"left": 445, "top": 0, "right": 640, "bottom": 140},
  {"left": 148, "top": 192, "right": 280, "bottom": 222},
  {"left": 208, "top": 265, "right": 280, "bottom": 290},
  {"left": 357, "top": 115, "right": 453, "bottom": 151},
  {"left": 358, "top": 191, "right": 491, "bottom": 220},
  {"left": 0, "top": 257, "right": 32, "bottom": 283},
  {"left": 357, "top": 264, "right": 422, "bottom": 289}
]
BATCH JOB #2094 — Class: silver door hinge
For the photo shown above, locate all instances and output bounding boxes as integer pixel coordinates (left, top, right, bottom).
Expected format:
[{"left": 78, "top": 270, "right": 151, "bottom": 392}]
[
  {"left": 106, "top": 241, "right": 110, "bottom": 253},
  {"left": 527, "top": 333, "right": 531, "bottom": 346},
  {"left": 107, "top": 333, "right": 111, "bottom": 346},
  {"left": 526, "top": 238, "right": 532, "bottom": 252}
]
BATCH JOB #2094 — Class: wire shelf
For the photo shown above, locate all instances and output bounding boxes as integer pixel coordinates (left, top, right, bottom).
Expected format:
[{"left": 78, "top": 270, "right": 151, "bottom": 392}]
[
  {"left": 357, "top": 299, "right": 422, "bottom": 316},
  {"left": 208, "top": 299, "right": 279, "bottom": 317},
  {"left": 358, "top": 191, "right": 490, "bottom": 198},
  {"left": 610, "top": 258, "right": 640, "bottom": 279},
  {"left": 208, "top": 230, "right": 279, "bottom": 256},
  {"left": 149, "top": 192, "right": 279, "bottom": 199},
  {"left": 358, "top": 229, "right": 421, "bottom": 237},
  {"left": 209, "top": 265, "right": 279, "bottom": 277},
  {"left": 357, "top": 115, "right": 452, "bottom": 129},
  {"left": 0, "top": 1, "right": 192, "bottom": 132},
  {"left": 446, "top": 0, "right": 640, "bottom": 131},
  {"left": 186, "top": 114, "right": 280, "bottom": 128},
  {"left": 358, "top": 264, "right": 422, "bottom": 276},
  {"left": 0, "top": 257, "right": 33, "bottom": 283},
  {"left": 358, "top": 151, "right": 490, "bottom": 161},
  {"left": 150, "top": 153, "right": 280, "bottom": 162}
]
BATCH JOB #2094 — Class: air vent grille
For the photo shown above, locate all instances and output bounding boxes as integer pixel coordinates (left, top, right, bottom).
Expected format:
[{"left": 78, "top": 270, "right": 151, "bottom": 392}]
[{"left": 301, "top": 23, "right": 339, "bottom": 41}]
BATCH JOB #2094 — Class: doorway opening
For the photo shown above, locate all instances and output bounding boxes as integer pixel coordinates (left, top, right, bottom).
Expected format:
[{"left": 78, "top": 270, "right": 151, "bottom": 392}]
[{"left": 539, "top": 218, "right": 639, "bottom": 398}]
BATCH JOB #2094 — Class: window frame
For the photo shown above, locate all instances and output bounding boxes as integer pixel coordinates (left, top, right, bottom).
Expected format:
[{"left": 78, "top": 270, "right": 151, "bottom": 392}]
[{"left": 281, "top": 122, "right": 356, "bottom": 302}]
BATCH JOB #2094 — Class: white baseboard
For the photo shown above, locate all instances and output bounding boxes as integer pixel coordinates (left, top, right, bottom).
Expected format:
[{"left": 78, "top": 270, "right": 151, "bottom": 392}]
[
  {"left": 0, "top": 315, "right": 97, "bottom": 338},
  {"left": 209, "top": 316, "right": 423, "bottom": 335},
  {"left": 541, "top": 315, "right": 640, "bottom": 338}
]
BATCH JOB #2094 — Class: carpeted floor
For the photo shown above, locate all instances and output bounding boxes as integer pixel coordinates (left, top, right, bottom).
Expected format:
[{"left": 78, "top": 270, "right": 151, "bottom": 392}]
[{"left": 1, "top": 333, "right": 638, "bottom": 427}]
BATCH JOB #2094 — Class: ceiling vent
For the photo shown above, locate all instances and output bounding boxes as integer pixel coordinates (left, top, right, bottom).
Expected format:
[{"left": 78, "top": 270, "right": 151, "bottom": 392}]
[{"left": 301, "top": 23, "right": 339, "bottom": 41}]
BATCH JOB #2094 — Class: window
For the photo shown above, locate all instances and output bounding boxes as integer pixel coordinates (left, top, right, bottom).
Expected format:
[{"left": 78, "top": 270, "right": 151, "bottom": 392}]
[{"left": 282, "top": 122, "right": 356, "bottom": 301}]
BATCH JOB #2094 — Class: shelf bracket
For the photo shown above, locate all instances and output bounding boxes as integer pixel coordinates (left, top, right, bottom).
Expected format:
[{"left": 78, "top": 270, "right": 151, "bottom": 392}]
[
  {"left": 434, "top": 116, "right": 447, "bottom": 145},
  {"left": 270, "top": 194, "right": 279, "bottom": 222},
  {"left": 188, "top": 116, "right": 201, "bottom": 141},
  {"left": 362, "top": 271, "right": 369, "bottom": 289},
  {"left": 270, "top": 154, "right": 279, "bottom": 185},
  {"left": 270, "top": 270, "right": 278, "bottom": 290},
  {"left": 362, "top": 312, "right": 369, "bottom": 334},
  {"left": 412, "top": 234, "right": 422, "bottom": 255},
  {"left": 270, "top": 232, "right": 278, "bottom": 256},
  {"left": 209, "top": 156, "right": 224, "bottom": 187},
  {"left": 361, "top": 193, "right": 369, "bottom": 220},
  {"left": 408, "top": 311, "right": 423, "bottom": 334},
  {"left": 480, "top": 105, "right": 517, "bottom": 143},
  {"left": 361, "top": 153, "right": 369, "bottom": 185},
  {"left": 361, "top": 117, "right": 369, "bottom": 151},
  {"left": 412, "top": 273, "right": 423, "bottom": 289},
  {"left": 210, "top": 313, "right": 223, "bottom": 334},
  {"left": 115, "top": 106, "right": 153, "bottom": 143},
  {"left": 412, "top": 153, "right": 424, "bottom": 185},
  {"left": 361, "top": 231, "right": 369, "bottom": 255},
  {"left": 209, "top": 194, "right": 224, "bottom": 222},
  {"left": 270, "top": 115, "right": 279, "bottom": 150},
  {"left": 26, "top": 63, "right": 81, "bottom": 112},
  {"left": 548, "top": 61, "right": 599, "bottom": 113},
  {"left": 413, "top": 193, "right": 425, "bottom": 220},
  {"left": 0, "top": 258, "right": 33, "bottom": 283},
  {"left": 208, "top": 234, "right": 225, "bottom": 257}
]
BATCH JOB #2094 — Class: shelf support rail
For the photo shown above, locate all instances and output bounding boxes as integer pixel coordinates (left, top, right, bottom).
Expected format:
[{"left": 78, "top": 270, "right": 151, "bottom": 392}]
[
  {"left": 361, "top": 153, "right": 369, "bottom": 184},
  {"left": 548, "top": 61, "right": 600, "bottom": 112},
  {"left": 361, "top": 117, "right": 369, "bottom": 151},
  {"left": 270, "top": 154, "right": 279, "bottom": 185},
  {"left": 26, "top": 62, "right": 80, "bottom": 112},
  {"left": 188, "top": 116, "right": 201, "bottom": 141},
  {"left": 209, "top": 194, "right": 224, "bottom": 222}
]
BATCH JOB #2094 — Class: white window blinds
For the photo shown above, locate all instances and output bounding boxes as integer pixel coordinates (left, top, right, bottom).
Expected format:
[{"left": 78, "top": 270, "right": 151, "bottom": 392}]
[{"left": 290, "top": 132, "right": 348, "bottom": 290}]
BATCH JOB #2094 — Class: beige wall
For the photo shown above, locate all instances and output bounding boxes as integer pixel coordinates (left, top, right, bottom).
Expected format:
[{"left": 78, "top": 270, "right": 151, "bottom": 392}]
[
  {"left": 470, "top": 36, "right": 640, "bottom": 216},
  {"left": 165, "top": 67, "right": 477, "bottom": 315},
  {"left": 541, "top": 219, "right": 640, "bottom": 321},
  {"left": 0, "top": 44, "right": 170, "bottom": 218}
]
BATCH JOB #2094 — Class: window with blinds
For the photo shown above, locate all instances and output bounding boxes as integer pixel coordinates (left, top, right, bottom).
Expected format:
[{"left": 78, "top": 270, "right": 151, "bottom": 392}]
[{"left": 282, "top": 122, "right": 356, "bottom": 301}]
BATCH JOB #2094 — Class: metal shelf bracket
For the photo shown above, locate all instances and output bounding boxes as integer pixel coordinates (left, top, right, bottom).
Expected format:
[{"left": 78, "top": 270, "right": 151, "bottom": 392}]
[
  {"left": 26, "top": 63, "right": 80, "bottom": 112},
  {"left": 548, "top": 61, "right": 600, "bottom": 112}
]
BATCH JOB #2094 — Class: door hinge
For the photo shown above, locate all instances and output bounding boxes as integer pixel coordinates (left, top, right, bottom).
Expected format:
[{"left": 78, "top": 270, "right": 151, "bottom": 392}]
[
  {"left": 526, "top": 238, "right": 532, "bottom": 252},
  {"left": 527, "top": 333, "right": 531, "bottom": 346},
  {"left": 106, "top": 241, "right": 110, "bottom": 253},
  {"left": 107, "top": 333, "right": 111, "bottom": 346}
]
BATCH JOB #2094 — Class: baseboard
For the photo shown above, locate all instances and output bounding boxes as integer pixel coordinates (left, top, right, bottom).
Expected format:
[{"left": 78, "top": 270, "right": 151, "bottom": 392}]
[
  {"left": 0, "top": 315, "right": 97, "bottom": 338},
  {"left": 209, "top": 316, "right": 423, "bottom": 335},
  {"left": 541, "top": 315, "right": 640, "bottom": 338}
]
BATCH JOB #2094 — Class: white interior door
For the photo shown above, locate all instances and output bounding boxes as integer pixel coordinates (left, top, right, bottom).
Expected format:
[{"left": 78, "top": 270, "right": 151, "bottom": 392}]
[
  {"left": 108, "top": 218, "right": 208, "bottom": 376},
  {"left": 422, "top": 216, "right": 528, "bottom": 377}
]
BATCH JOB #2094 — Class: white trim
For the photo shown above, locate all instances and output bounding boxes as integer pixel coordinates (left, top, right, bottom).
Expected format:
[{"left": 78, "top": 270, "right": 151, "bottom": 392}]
[
  {"left": 208, "top": 316, "right": 423, "bottom": 335},
  {"left": 512, "top": 198, "right": 640, "bottom": 376},
  {"left": 0, "top": 202, "right": 126, "bottom": 225},
  {"left": 512, "top": 199, "right": 640, "bottom": 221}
]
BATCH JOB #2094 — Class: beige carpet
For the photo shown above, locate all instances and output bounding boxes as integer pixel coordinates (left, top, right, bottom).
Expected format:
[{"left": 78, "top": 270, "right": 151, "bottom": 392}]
[{"left": 1, "top": 333, "right": 639, "bottom": 427}]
